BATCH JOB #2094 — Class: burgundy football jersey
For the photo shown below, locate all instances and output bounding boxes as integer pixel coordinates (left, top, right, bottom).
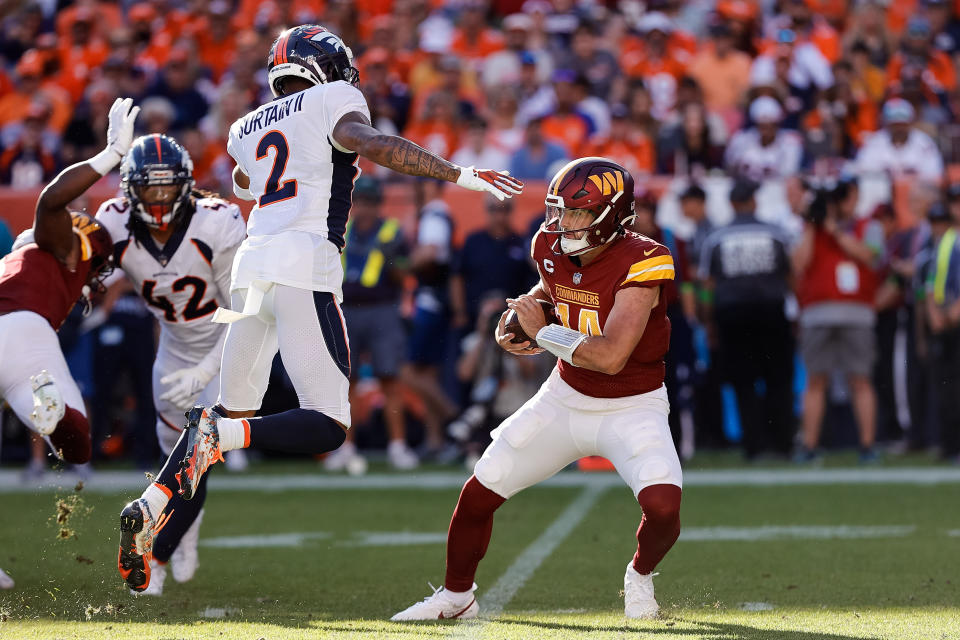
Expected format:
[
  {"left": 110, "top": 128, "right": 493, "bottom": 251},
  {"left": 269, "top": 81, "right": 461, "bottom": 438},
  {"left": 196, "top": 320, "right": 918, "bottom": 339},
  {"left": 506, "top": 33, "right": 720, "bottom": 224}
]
[
  {"left": 0, "top": 245, "right": 91, "bottom": 330},
  {"left": 532, "top": 229, "right": 675, "bottom": 398}
]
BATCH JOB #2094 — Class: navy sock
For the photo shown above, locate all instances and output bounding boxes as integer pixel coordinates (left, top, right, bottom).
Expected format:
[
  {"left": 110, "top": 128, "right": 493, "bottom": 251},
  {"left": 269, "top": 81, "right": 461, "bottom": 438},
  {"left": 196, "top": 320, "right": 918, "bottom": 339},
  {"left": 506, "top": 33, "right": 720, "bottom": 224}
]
[
  {"left": 153, "top": 471, "right": 208, "bottom": 563},
  {"left": 153, "top": 429, "right": 191, "bottom": 497},
  {"left": 247, "top": 408, "right": 346, "bottom": 454}
]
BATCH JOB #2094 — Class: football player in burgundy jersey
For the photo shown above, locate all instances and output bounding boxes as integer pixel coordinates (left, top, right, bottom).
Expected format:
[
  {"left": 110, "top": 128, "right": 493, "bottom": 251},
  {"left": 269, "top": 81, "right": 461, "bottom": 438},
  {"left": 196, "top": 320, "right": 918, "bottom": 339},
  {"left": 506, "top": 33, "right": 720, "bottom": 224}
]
[
  {"left": 0, "top": 98, "right": 138, "bottom": 470},
  {"left": 392, "top": 157, "right": 683, "bottom": 621}
]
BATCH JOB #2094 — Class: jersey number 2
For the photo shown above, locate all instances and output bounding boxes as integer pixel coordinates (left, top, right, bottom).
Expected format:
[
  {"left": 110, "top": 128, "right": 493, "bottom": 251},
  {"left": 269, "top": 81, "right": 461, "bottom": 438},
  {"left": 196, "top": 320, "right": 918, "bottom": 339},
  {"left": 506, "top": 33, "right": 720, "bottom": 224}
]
[
  {"left": 256, "top": 130, "right": 297, "bottom": 207},
  {"left": 143, "top": 277, "right": 217, "bottom": 322}
]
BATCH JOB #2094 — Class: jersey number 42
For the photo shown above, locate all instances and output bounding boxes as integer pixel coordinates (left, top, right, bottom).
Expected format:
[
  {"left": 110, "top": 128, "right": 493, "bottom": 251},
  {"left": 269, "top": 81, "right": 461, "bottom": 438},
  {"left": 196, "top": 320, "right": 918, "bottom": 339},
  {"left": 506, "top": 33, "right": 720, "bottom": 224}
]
[{"left": 143, "top": 277, "right": 217, "bottom": 322}]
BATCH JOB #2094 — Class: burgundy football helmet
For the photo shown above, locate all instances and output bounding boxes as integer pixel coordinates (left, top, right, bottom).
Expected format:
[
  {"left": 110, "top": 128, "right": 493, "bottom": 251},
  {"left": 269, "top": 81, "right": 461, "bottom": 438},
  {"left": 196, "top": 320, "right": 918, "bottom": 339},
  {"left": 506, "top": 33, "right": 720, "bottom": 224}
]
[
  {"left": 542, "top": 157, "right": 636, "bottom": 256},
  {"left": 71, "top": 211, "right": 114, "bottom": 287}
]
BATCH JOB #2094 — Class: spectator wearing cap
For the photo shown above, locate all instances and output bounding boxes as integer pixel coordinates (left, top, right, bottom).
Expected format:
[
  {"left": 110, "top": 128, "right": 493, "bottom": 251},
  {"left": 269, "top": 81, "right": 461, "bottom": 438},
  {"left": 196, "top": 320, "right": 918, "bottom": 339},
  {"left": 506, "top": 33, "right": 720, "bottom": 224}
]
[
  {"left": 554, "top": 22, "right": 621, "bottom": 100},
  {"left": 515, "top": 52, "right": 556, "bottom": 125},
  {"left": 921, "top": 198, "right": 960, "bottom": 461},
  {"left": 620, "top": 12, "right": 688, "bottom": 119},
  {"left": 855, "top": 99, "right": 944, "bottom": 184},
  {"left": 56, "top": 6, "right": 109, "bottom": 77},
  {"left": 334, "top": 176, "right": 420, "bottom": 472},
  {"left": 688, "top": 21, "right": 753, "bottom": 117},
  {"left": 886, "top": 16, "right": 956, "bottom": 101},
  {"left": 360, "top": 47, "right": 412, "bottom": 134},
  {"left": 724, "top": 96, "right": 803, "bottom": 182},
  {"left": 792, "top": 175, "right": 885, "bottom": 463},
  {"left": 508, "top": 116, "right": 568, "bottom": 181},
  {"left": 580, "top": 104, "right": 654, "bottom": 178},
  {"left": 699, "top": 179, "right": 796, "bottom": 460},
  {"left": 539, "top": 69, "right": 593, "bottom": 155}
]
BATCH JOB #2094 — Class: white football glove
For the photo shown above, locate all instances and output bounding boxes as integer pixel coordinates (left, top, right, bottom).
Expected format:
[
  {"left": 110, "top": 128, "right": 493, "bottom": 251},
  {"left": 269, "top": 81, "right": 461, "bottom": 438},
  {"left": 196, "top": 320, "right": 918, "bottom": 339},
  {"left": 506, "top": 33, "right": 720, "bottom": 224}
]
[
  {"left": 159, "top": 365, "right": 217, "bottom": 410},
  {"left": 456, "top": 166, "right": 524, "bottom": 201},
  {"left": 89, "top": 97, "right": 141, "bottom": 175}
]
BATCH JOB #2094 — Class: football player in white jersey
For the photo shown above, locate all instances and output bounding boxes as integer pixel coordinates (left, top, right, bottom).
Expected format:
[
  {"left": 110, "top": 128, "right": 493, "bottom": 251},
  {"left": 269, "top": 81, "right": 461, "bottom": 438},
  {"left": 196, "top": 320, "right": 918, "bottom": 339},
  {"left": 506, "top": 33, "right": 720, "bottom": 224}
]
[
  {"left": 104, "top": 134, "right": 246, "bottom": 594},
  {"left": 116, "top": 24, "right": 523, "bottom": 592}
]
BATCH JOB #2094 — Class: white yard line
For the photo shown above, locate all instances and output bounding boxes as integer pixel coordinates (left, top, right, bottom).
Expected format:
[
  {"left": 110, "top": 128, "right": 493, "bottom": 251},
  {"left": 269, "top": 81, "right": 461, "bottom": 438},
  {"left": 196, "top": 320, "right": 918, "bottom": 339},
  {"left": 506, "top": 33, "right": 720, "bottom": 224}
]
[
  {"left": 2, "top": 467, "right": 960, "bottom": 493},
  {"left": 678, "top": 525, "right": 916, "bottom": 542},
  {"left": 450, "top": 484, "right": 606, "bottom": 638}
]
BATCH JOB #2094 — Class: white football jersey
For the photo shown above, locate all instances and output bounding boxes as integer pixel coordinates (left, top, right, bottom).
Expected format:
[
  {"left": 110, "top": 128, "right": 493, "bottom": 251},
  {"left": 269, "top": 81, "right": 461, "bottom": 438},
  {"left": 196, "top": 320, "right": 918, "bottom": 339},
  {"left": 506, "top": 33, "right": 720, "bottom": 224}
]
[
  {"left": 724, "top": 128, "right": 803, "bottom": 182},
  {"left": 95, "top": 196, "right": 247, "bottom": 362},
  {"left": 225, "top": 82, "right": 369, "bottom": 297}
]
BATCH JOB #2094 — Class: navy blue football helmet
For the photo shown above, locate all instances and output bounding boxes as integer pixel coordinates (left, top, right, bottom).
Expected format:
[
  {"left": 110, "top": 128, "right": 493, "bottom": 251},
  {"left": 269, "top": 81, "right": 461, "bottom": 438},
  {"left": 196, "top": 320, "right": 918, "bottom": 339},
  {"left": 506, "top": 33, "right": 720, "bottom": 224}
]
[
  {"left": 267, "top": 24, "right": 359, "bottom": 97},
  {"left": 120, "top": 134, "right": 195, "bottom": 230}
]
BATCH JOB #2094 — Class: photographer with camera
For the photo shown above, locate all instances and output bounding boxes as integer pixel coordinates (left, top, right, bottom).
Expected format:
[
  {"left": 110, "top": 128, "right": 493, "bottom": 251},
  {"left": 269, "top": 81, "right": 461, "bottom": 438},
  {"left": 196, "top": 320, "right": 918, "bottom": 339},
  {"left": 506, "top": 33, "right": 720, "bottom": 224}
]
[{"left": 793, "top": 175, "right": 885, "bottom": 463}]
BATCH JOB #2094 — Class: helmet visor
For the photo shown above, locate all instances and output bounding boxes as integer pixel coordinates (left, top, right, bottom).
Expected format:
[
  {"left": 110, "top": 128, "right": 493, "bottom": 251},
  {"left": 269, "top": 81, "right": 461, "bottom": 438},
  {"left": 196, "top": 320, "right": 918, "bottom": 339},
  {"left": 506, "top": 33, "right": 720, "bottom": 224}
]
[{"left": 544, "top": 206, "right": 597, "bottom": 240}]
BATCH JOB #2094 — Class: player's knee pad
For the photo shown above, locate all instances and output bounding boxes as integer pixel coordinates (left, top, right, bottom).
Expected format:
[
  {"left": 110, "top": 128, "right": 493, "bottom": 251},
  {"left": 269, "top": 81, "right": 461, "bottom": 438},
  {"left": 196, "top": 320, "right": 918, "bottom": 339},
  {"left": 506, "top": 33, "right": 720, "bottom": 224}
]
[
  {"left": 49, "top": 407, "right": 91, "bottom": 464},
  {"left": 493, "top": 403, "right": 554, "bottom": 450},
  {"left": 474, "top": 446, "right": 514, "bottom": 489},
  {"left": 637, "top": 484, "right": 682, "bottom": 522},
  {"left": 613, "top": 416, "right": 668, "bottom": 457}
]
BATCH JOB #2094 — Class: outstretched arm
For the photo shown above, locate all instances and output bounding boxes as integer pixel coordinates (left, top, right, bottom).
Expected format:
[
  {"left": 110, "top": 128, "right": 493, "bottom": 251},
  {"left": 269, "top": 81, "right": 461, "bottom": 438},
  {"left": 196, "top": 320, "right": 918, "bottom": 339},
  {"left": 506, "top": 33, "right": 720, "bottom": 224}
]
[
  {"left": 34, "top": 98, "right": 140, "bottom": 266},
  {"left": 332, "top": 112, "right": 523, "bottom": 200}
]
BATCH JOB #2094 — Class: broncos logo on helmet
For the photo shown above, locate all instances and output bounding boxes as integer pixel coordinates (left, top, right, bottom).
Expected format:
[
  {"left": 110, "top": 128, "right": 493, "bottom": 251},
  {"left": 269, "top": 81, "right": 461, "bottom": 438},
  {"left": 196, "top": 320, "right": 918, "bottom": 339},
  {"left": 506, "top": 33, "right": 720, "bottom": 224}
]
[
  {"left": 267, "top": 24, "right": 359, "bottom": 97},
  {"left": 541, "top": 157, "right": 637, "bottom": 257},
  {"left": 120, "top": 134, "right": 195, "bottom": 231}
]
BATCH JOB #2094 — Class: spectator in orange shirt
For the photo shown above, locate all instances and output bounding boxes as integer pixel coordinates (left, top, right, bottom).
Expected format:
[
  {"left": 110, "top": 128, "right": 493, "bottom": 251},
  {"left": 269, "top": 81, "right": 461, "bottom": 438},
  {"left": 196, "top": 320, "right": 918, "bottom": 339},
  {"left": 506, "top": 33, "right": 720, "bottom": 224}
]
[
  {"left": 450, "top": 0, "right": 505, "bottom": 69},
  {"left": 887, "top": 16, "right": 957, "bottom": 99},
  {"left": 717, "top": 0, "right": 761, "bottom": 56},
  {"left": 0, "top": 53, "right": 72, "bottom": 134},
  {"left": 784, "top": 0, "right": 842, "bottom": 63},
  {"left": 580, "top": 104, "right": 655, "bottom": 178},
  {"left": 688, "top": 22, "right": 753, "bottom": 116},
  {"left": 57, "top": 8, "right": 109, "bottom": 84},
  {"left": 360, "top": 47, "right": 413, "bottom": 134},
  {"left": 403, "top": 91, "right": 462, "bottom": 158},
  {"left": 191, "top": 2, "right": 238, "bottom": 81},
  {"left": 621, "top": 12, "right": 688, "bottom": 119},
  {"left": 539, "top": 70, "right": 592, "bottom": 155},
  {"left": 129, "top": 2, "right": 175, "bottom": 71}
]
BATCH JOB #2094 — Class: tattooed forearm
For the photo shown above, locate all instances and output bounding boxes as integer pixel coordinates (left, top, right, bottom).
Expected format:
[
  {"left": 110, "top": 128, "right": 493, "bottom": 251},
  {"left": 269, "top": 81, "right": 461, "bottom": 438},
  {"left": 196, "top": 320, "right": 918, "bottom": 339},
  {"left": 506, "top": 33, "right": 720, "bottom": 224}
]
[
  {"left": 333, "top": 117, "right": 461, "bottom": 181},
  {"left": 368, "top": 134, "right": 460, "bottom": 181}
]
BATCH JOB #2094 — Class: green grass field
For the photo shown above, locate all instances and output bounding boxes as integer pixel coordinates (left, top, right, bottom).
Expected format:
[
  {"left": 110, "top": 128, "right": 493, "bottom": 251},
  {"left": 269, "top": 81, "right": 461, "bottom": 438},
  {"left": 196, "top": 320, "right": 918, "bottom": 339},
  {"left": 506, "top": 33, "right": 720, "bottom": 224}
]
[{"left": 1, "top": 461, "right": 959, "bottom": 639}]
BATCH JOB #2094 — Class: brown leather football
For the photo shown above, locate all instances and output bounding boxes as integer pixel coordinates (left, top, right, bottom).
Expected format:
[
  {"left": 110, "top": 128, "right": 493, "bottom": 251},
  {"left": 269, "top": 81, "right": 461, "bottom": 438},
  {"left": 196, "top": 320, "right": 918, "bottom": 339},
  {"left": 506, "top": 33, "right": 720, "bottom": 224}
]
[{"left": 504, "top": 299, "right": 560, "bottom": 347}]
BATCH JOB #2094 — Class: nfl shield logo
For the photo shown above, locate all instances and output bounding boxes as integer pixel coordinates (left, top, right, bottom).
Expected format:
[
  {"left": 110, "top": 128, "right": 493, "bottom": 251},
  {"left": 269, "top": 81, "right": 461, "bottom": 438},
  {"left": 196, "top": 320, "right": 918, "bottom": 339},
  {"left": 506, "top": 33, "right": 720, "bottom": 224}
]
[{"left": 573, "top": 272, "right": 582, "bottom": 285}]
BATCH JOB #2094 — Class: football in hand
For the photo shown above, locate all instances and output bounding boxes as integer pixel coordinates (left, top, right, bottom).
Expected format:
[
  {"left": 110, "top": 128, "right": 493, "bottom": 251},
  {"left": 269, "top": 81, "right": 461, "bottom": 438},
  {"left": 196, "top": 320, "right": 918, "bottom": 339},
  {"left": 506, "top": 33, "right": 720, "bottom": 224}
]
[{"left": 504, "top": 299, "right": 560, "bottom": 348}]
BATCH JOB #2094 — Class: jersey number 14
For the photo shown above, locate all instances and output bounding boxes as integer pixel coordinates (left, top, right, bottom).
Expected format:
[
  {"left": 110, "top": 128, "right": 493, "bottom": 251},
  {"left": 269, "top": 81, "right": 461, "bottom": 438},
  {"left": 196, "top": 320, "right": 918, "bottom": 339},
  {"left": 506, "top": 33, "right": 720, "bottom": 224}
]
[{"left": 257, "top": 130, "right": 298, "bottom": 207}]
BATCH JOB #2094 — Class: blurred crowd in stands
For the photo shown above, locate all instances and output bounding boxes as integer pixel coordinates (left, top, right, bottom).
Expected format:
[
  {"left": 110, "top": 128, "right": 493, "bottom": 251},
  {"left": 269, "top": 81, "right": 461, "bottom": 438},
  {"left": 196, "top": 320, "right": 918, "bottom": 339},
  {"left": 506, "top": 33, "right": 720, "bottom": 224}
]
[{"left": 4, "top": 0, "right": 960, "bottom": 472}]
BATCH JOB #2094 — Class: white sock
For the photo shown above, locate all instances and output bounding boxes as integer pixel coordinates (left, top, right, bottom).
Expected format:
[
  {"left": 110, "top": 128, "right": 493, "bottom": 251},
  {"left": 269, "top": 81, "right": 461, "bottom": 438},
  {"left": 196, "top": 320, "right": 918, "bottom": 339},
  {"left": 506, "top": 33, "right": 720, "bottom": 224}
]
[
  {"left": 217, "top": 417, "right": 248, "bottom": 453},
  {"left": 444, "top": 586, "right": 474, "bottom": 605},
  {"left": 141, "top": 483, "right": 170, "bottom": 519}
]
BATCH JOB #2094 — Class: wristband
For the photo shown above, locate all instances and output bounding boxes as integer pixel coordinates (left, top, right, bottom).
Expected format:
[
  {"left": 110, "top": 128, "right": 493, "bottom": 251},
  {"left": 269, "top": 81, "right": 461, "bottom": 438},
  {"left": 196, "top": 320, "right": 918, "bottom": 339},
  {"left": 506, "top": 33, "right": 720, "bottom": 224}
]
[
  {"left": 535, "top": 324, "right": 587, "bottom": 365},
  {"left": 233, "top": 181, "right": 254, "bottom": 201},
  {"left": 88, "top": 148, "right": 122, "bottom": 176}
]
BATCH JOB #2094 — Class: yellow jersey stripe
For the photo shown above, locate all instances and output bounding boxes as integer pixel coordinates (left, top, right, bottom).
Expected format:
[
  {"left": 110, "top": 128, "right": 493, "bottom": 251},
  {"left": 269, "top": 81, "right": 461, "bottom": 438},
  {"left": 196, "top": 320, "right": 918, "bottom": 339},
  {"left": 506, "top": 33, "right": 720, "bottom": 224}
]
[
  {"left": 625, "top": 255, "right": 673, "bottom": 274},
  {"left": 622, "top": 265, "right": 675, "bottom": 284}
]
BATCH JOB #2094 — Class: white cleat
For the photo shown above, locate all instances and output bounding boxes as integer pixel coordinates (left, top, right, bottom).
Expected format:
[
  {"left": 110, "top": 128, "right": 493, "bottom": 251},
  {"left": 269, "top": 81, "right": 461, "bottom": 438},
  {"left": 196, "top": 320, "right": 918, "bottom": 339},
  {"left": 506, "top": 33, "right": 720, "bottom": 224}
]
[
  {"left": 391, "top": 583, "right": 479, "bottom": 621},
  {"left": 624, "top": 563, "right": 659, "bottom": 619},
  {"left": 171, "top": 509, "right": 203, "bottom": 583},
  {"left": 0, "top": 567, "right": 14, "bottom": 589},
  {"left": 134, "top": 558, "right": 166, "bottom": 596},
  {"left": 29, "top": 370, "right": 64, "bottom": 435},
  {"left": 387, "top": 440, "right": 420, "bottom": 471},
  {"left": 324, "top": 441, "right": 362, "bottom": 472}
]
